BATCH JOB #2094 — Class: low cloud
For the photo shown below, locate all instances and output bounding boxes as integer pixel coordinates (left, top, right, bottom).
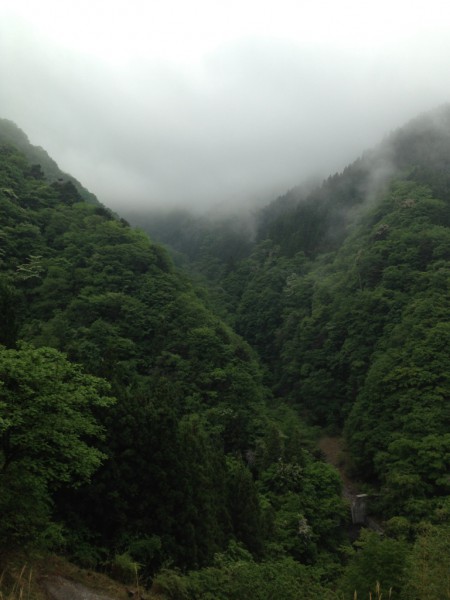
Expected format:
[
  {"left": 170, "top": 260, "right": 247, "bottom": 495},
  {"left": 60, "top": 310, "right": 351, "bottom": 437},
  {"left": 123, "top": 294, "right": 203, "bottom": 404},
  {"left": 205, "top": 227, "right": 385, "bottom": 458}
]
[{"left": 2, "top": 6, "right": 450, "bottom": 213}]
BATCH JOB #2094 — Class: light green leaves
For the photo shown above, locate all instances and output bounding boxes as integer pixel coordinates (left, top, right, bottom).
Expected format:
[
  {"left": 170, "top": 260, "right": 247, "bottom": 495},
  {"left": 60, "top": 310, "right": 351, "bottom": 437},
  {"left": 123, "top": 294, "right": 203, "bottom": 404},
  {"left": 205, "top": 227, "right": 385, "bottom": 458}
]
[{"left": 0, "top": 343, "right": 114, "bottom": 544}]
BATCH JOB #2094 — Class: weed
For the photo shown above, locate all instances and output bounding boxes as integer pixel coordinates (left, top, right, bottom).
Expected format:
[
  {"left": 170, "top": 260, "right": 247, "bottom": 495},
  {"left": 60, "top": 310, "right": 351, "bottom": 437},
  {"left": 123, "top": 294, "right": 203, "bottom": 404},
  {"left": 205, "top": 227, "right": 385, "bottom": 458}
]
[
  {"left": 352, "top": 581, "right": 393, "bottom": 599},
  {"left": 0, "top": 565, "right": 33, "bottom": 600}
]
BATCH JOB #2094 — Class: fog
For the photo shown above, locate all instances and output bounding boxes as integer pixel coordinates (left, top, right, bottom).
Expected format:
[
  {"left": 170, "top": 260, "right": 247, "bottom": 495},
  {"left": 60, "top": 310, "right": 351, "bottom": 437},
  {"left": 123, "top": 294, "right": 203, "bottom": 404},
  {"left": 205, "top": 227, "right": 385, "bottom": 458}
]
[{"left": 2, "top": 0, "right": 450, "bottom": 212}]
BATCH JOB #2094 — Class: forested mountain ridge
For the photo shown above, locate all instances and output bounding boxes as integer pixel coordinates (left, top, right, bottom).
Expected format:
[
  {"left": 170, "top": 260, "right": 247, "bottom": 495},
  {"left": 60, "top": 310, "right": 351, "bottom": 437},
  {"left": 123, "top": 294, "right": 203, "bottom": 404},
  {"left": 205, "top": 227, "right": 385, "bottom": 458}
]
[
  {"left": 254, "top": 106, "right": 450, "bottom": 257},
  {"left": 144, "top": 107, "right": 450, "bottom": 508},
  {"left": 131, "top": 106, "right": 450, "bottom": 265},
  {"left": 127, "top": 106, "right": 450, "bottom": 596},
  {"left": 0, "top": 118, "right": 99, "bottom": 205},
  {"left": 1, "top": 109, "right": 450, "bottom": 599},
  {"left": 0, "top": 123, "right": 352, "bottom": 598},
  {"left": 242, "top": 108, "right": 450, "bottom": 521}
]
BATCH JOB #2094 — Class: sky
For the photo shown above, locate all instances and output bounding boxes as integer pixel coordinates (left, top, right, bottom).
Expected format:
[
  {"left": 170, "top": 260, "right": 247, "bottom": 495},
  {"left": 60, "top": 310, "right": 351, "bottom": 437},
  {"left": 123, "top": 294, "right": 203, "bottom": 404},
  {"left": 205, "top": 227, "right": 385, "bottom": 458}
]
[{"left": 1, "top": 0, "right": 450, "bottom": 213}]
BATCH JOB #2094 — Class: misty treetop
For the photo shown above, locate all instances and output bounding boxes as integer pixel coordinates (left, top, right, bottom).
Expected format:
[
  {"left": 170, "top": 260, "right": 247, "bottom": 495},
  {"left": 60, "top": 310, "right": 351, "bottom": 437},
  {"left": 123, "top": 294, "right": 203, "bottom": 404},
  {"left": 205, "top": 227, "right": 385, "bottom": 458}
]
[
  {"left": 0, "top": 118, "right": 99, "bottom": 205},
  {"left": 133, "top": 108, "right": 450, "bottom": 595},
  {"left": 137, "top": 106, "right": 450, "bottom": 526},
  {"left": 2, "top": 107, "right": 450, "bottom": 599},
  {"left": 0, "top": 123, "right": 348, "bottom": 586}
]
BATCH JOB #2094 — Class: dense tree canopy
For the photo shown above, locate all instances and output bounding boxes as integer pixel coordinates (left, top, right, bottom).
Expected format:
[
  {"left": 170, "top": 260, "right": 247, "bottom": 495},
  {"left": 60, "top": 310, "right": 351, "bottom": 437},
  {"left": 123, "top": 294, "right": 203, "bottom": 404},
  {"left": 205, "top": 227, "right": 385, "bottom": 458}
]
[
  {"left": 0, "top": 122, "right": 347, "bottom": 589},
  {"left": 2, "top": 107, "right": 450, "bottom": 598},
  {"left": 0, "top": 344, "right": 113, "bottom": 546},
  {"left": 133, "top": 107, "right": 450, "bottom": 595}
]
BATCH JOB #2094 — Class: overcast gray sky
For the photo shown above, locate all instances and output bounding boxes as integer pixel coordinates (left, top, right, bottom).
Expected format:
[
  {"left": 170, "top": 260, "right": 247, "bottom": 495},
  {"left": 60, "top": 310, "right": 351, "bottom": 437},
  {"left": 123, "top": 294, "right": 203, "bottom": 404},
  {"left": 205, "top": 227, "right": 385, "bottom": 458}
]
[{"left": 1, "top": 0, "right": 450, "bottom": 212}]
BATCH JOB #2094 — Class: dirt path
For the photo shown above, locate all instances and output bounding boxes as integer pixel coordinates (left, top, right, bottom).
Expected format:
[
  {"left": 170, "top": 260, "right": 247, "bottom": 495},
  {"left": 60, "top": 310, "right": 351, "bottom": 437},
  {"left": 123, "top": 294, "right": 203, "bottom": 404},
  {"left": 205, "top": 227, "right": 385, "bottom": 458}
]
[
  {"left": 43, "top": 575, "right": 119, "bottom": 600},
  {"left": 319, "top": 436, "right": 384, "bottom": 533},
  {"left": 318, "top": 436, "right": 358, "bottom": 502}
]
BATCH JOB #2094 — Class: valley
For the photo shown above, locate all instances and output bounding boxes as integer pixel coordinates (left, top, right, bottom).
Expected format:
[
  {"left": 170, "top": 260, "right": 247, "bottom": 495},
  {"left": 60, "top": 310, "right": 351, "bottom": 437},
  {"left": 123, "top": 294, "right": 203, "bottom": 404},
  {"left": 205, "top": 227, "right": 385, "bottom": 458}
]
[{"left": 1, "top": 108, "right": 450, "bottom": 598}]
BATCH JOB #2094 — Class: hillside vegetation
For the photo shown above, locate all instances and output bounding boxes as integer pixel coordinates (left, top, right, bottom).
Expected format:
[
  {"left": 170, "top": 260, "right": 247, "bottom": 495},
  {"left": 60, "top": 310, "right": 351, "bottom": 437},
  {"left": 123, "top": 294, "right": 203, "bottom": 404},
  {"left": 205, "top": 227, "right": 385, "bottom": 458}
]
[
  {"left": 1, "top": 122, "right": 345, "bottom": 599},
  {"left": 1, "top": 108, "right": 450, "bottom": 598},
  {"left": 130, "top": 107, "right": 450, "bottom": 597}
]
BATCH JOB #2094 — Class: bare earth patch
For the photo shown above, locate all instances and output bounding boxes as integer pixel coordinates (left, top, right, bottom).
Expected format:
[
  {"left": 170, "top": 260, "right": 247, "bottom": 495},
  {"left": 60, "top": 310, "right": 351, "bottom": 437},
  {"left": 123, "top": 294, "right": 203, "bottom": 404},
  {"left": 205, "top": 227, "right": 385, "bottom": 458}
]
[
  {"left": 43, "top": 575, "right": 118, "bottom": 600},
  {"left": 0, "top": 556, "right": 148, "bottom": 600},
  {"left": 318, "top": 436, "right": 358, "bottom": 501}
]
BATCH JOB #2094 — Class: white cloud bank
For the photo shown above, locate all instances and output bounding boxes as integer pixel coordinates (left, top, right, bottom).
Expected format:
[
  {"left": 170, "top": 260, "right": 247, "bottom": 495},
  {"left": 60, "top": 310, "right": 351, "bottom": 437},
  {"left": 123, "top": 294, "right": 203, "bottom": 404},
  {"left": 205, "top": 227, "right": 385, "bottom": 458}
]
[{"left": 1, "top": 0, "right": 450, "bottom": 211}]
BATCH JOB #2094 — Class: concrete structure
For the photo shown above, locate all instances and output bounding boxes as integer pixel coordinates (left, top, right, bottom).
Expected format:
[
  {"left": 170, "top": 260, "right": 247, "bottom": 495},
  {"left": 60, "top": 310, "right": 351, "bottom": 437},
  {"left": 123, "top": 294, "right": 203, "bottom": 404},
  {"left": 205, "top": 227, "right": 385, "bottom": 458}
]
[{"left": 351, "top": 494, "right": 368, "bottom": 524}]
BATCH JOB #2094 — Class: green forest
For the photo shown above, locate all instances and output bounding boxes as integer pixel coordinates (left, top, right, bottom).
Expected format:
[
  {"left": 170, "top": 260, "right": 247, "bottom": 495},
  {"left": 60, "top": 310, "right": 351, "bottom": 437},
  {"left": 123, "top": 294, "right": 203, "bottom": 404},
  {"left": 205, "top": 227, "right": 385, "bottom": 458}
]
[{"left": 1, "top": 108, "right": 450, "bottom": 599}]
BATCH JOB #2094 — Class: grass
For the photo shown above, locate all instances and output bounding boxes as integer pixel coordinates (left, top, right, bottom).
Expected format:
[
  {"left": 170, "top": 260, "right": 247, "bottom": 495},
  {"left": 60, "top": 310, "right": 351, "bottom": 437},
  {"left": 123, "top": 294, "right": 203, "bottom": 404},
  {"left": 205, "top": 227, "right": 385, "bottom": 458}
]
[
  {"left": 0, "top": 564, "right": 33, "bottom": 600},
  {"left": 352, "top": 581, "right": 393, "bottom": 600},
  {"left": 0, "top": 554, "right": 158, "bottom": 600}
]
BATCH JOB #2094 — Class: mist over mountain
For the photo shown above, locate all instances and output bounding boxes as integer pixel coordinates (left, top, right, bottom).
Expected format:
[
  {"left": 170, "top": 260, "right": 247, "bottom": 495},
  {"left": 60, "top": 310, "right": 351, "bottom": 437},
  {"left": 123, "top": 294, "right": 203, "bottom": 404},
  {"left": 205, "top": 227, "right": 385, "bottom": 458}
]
[
  {"left": 0, "top": 118, "right": 99, "bottom": 205},
  {"left": 130, "top": 105, "right": 450, "bottom": 259},
  {"left": 3, "top": 1, "right": 450, "bottom": 213},
  {"left": 1, "top": 103, "right": 450, "bottom": 598}
]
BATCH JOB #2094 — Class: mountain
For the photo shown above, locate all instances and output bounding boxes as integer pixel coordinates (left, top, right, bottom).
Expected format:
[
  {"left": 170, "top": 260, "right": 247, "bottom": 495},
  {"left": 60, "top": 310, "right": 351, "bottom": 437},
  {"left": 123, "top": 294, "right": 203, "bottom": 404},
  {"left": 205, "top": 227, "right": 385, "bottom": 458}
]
[
  {"left": 2, "top": 108, "right": 450, "bottom": 598},
  {"left": 254, "top": 105, "right": 450, "bottom": 257},
  {"left": 0, "top": 121, "right": 348, "bottom": 599},
  {"left": 133, "top": 105, "right": 450, "bottom": 592},
  {"left": 0, "top": 118, "right": 99, "bottom": 205}
]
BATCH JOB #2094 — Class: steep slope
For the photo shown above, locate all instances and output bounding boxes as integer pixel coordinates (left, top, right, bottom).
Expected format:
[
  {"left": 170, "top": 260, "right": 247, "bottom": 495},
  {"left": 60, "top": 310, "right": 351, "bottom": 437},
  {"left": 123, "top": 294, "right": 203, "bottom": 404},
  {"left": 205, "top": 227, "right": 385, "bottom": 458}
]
[
  {"left": 140, "top": 105, "right": 450, "bottom": 525},
  {"left": 0, "top": 129, "right": 346, "bottom": 587},
  {"left": 0, "top": 118, "right": 99, "bottom": 205},
  {"left": 2, "top": 109, "right": 450, "bottom": 599},
  {"left": 255, "top": 105, "right": 450, "bottom": 258},
  {"left": 235, "top": 107, "right": 450, "bottom": 522},
  {"left": 0, "top": 139, "right": 262, "bottom": 564}
]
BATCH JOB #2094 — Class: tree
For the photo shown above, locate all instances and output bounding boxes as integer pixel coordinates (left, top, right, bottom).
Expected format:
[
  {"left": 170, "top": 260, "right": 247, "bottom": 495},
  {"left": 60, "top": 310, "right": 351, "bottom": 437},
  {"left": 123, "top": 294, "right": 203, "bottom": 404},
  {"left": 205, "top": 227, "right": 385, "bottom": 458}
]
[
  {"left": 338, "top": 530, "right": 409, "bottom": 599},
  {"left": 0, "top": 344, "right": 113, "bottom": 546},
  {"left": 401, "top": 524, "right": 450, "bottom": 599},
  {"left": 227, "top": 457, "right": 263, "bottom": 556}
]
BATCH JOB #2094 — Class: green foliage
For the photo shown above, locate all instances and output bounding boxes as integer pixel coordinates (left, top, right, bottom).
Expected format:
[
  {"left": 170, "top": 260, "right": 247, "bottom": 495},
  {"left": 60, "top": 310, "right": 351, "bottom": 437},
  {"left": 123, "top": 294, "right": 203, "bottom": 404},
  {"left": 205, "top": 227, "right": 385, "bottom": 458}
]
[
  {"left": 0, "top": 133, "right": 287, "bottom": 574},
  {"left": 132, "top": 108, "right": 450, "bottom": 587},
  {"left": 259, "top": 454, "right": 346, "bottom": 562},
  {"left": 109, "top": 552, "right": 141, "bottom": 585},
  {"left": 401, "top": 524, "right": 450, "bottom": 599},
  {"left": 0, "top": 344, "right": 113, "bottom": 546},
  {"left": 337, "top": 530, "right": 409, "bottom": 599},
  {"left": 0, "top": 119, "right": 99, "bottom": 204},
  {"left": 226, "top": 457, "right": 263, "bottom": 556},
  {"left": 153, "top": 554, "right": 334, "bottom": 600},
  {"left": 3, "top": 109, "right": 450, "bottom": 596}
]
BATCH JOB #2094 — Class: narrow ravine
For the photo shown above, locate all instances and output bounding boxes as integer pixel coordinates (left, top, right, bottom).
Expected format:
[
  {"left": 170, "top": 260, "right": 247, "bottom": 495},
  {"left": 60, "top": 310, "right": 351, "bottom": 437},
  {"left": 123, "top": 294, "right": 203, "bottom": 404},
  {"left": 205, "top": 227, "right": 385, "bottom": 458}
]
[
  {"left": 319, "top": 435, "right": 384, "bottom": 534},
  {"left": 318, "top": 436, "right": 358, "bottom": 503}
]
